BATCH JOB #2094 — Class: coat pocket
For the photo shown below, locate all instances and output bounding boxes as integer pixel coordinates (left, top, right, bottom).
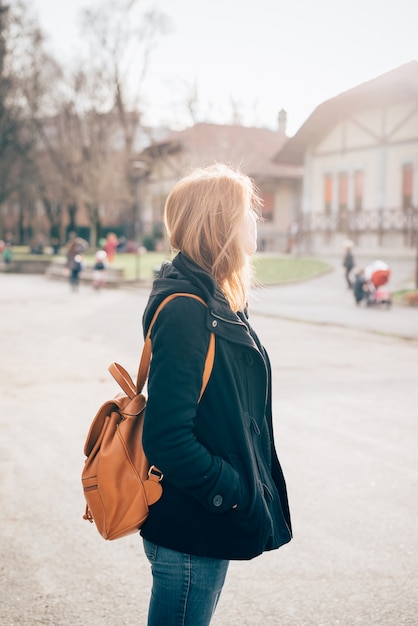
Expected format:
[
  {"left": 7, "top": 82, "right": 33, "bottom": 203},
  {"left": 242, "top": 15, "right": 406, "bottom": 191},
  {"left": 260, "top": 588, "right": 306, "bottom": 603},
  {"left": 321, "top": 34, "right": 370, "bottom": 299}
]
[{"left": 227, "top": 454, "right": 251, "bottom": 511}]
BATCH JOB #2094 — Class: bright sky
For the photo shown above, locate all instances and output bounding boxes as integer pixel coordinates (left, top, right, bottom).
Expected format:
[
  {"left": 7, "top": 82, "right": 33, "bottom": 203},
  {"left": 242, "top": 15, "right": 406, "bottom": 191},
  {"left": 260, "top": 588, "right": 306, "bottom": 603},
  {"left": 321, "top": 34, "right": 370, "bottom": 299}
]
[{"left": 31, "top": 0, "right": 418, "bottom": 136}]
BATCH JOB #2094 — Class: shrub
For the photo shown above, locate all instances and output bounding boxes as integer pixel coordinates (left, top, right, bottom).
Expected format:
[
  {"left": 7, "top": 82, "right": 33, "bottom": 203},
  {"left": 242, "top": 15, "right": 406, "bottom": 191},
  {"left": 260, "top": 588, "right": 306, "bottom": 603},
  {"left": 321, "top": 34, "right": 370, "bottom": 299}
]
[
  {"left": 403, "top": 290, "right": 418, "bottom": 307},
  {"left": 142, "top": 234, "right": 156, "bottom": 251}
]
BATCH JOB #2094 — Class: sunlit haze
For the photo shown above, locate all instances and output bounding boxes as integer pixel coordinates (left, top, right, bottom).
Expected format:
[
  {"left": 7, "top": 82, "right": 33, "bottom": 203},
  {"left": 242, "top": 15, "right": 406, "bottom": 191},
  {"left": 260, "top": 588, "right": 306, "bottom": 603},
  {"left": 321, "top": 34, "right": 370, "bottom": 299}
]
[{"left": 32, "top": 0, "right": 418, "bottom": 136}]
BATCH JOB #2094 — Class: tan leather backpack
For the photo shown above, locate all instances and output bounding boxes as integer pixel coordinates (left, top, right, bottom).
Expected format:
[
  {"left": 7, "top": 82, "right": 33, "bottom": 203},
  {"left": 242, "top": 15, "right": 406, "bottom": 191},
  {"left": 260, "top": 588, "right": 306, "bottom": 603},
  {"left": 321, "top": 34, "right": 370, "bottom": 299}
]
[{"left": 82, "top": 293, "right": 215, "bottom": 540}]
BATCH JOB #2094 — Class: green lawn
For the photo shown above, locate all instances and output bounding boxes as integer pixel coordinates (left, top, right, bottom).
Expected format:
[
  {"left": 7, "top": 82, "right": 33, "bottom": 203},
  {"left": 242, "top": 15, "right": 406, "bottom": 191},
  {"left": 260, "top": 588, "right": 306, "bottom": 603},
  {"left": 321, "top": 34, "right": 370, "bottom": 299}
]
[
  {"left": 110, "top": 251, "right": 169, "bottom": 281},
  {"left": 7, "top": 247, "right": 331, "bottom": 285},
  {"left": 253, "top": 255, "right": 330, "bottom": 285},
  {"left": 106, "top": 252, "right": 330, "bottom": 284}
]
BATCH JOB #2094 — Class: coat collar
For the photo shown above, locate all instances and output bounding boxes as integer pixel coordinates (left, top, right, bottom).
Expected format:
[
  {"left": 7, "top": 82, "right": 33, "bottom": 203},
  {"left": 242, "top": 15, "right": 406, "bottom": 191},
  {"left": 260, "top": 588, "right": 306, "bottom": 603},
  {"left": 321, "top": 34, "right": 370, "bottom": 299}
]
[
  {"left": 172, "top": 253, "right": 237, "bottom": 320},
  {"left": 143, "top": 253, "right": 258, "bottom": 350}
]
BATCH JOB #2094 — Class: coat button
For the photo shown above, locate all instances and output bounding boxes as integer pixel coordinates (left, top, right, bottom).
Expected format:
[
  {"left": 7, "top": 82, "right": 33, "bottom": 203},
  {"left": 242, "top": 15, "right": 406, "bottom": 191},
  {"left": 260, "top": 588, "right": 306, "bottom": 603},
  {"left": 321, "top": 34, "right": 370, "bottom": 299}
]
[
  {"left": 212, "top": 494, "right": 223, "bottom": 507},
  {"left": 212, "top": 320, "right": 218, "bottom": 328}
]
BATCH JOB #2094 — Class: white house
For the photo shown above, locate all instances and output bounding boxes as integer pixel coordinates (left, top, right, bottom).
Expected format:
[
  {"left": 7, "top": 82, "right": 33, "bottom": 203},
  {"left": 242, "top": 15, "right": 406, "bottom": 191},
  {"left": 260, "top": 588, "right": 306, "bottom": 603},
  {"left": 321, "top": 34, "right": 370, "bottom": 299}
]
[{"left": 275, "top": 61, "right": 418, "bottom": 256}]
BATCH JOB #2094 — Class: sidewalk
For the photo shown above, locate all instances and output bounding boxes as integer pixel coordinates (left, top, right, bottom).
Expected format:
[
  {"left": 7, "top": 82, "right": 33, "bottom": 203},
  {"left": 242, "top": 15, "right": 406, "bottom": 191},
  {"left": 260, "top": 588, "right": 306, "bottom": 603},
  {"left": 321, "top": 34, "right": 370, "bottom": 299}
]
[
  {"left": 1, "top": 272, "right": 417, "bottom": 626},
  {"left": 251, "top": 256, "right": 418, "bottom": 341}
]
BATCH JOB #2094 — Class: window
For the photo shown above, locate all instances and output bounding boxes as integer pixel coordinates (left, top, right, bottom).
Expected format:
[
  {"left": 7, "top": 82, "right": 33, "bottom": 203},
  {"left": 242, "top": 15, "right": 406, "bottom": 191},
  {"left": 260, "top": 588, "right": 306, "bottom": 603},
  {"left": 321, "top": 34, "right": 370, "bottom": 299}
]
[
  {"left": 261, "top": 191, "right": 274, "bottom": 222},
  {"left": 354, "top": 170, "right": 364, "bottom": 211},
  {"left": 402, "top": 163, "right": 413, "bottom": 210},
  {"left": 324, "top": 174, "right": 333, "bottom": 214},
  {"left": 338, "top": 172, "right": 348, "bottom": 210}
]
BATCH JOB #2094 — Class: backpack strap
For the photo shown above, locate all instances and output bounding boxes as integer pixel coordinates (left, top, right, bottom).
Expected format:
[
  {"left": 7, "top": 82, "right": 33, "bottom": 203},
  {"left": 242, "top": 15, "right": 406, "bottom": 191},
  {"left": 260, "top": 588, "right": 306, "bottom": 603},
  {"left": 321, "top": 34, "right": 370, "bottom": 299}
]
[
  {"left": 108, "top": 363, "right": 137, "bottom": 399},
  {"left": 107, "top": 293, "right": 215, "bottom": 488},
  {"left": 135, "top": 293, "right": 215, "bottom": 398}
]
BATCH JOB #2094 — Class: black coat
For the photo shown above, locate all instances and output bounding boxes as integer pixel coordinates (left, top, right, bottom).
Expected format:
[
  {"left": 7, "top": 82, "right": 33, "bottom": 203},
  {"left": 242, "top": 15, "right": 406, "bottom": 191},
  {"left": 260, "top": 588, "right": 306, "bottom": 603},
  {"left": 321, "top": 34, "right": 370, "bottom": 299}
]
[{"left": 140, "top": 253, "right": 292, "bottom": 560}]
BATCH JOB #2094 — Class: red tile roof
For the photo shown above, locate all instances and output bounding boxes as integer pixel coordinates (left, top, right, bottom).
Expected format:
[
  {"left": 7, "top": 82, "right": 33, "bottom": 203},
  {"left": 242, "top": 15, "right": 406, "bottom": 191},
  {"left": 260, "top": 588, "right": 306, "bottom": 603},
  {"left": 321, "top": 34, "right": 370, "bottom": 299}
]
[{"left": 147, "top": 122, "right": 302, "bottom": 180}]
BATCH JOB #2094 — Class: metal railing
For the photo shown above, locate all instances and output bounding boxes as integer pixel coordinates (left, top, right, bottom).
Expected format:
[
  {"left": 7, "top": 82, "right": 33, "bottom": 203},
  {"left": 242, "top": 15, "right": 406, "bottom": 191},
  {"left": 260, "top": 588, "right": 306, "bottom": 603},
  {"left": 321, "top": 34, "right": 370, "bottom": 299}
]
[{"left": 299, "top": 207, "right": 418, "bottom": 246}]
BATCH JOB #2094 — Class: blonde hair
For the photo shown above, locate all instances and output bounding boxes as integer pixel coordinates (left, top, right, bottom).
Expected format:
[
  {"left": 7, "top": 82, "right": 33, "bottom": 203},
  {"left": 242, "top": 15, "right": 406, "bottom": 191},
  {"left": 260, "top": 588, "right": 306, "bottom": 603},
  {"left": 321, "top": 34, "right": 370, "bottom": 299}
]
[{"left": 164, "top": 164, "right": 261, "bottom": 312}]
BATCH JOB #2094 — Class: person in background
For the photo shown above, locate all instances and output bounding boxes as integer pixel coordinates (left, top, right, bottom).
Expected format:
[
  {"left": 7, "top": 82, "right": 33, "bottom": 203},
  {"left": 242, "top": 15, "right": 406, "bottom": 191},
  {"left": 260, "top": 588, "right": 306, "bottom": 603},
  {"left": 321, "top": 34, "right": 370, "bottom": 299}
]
[
  {"left": 353, "top": 268, "right": 368, "bottom": 304},
  {"left": 104, "top": 232, "right": 119, "bottom": 262},
  {"left": 66, "top": 233, "right": 85, "bottom": 268},
  {"left": 69, "top": 254, "right": 83, "bottom": 292},
  {"left": 92, "top": 250, "right": 107, "bottom": 291},
  {"left": 2, "top": 232, "right": 13, "bottom": 264},
  {"left": 343, "top": 240, "right": 355, "bottom": 289},
  {"left": 51, "top": 237, "right": 60, "bottom": 255},
  {"left": 140, "top": 164, "right": 292, "bottom": 626},
  {"left": 2, "top": 241, "right": 13, "bottom": 264}
]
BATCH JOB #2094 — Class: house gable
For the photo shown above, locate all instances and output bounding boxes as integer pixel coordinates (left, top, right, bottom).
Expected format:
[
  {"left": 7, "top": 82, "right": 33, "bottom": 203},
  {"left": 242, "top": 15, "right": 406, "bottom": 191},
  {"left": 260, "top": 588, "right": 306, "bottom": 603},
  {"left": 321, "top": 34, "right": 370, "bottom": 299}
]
[
  {"left": 386, "top": 103, "right": 418, "bottom": 142},
  {"left": 315, "top": 103, "right": 418, "bottom": 156},
  {"left": 273, "top": 61, "right": 418, "bottom": 254},
  {"left": 275, "top": 60, "right": 418, "bottom": 165}
]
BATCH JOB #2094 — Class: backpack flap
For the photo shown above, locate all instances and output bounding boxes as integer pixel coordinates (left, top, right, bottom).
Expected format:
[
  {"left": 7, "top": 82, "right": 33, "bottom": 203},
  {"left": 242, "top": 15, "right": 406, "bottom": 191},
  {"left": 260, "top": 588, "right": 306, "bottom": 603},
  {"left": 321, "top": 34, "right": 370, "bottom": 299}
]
[
  {"left": 84, "top": 391, "right": 147, "bottom": 458},
  {"left": 84, "top": 399, "right": 120, "bottom": 457}
]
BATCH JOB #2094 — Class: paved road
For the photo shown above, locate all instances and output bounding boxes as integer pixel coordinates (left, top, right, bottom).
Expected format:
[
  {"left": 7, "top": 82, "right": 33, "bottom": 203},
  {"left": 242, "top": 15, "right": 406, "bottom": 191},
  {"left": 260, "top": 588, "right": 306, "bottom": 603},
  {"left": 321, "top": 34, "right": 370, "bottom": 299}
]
[
  {"left": 251, "top": 255, "right": 417, "bottom": 341},
  {"left": 1, "top": 271, "right": 417, "bottom": 625}
]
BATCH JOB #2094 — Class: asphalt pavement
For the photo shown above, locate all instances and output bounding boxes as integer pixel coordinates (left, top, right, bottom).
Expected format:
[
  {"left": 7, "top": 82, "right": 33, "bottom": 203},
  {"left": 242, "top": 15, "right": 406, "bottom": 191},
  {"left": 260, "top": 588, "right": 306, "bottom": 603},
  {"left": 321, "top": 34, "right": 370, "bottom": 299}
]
[
  {"left": 0, "top": 267, "right": 417, "bottom": 626},
  {"left": 250, "top": 255, "right": 417, "bottom": 341}
]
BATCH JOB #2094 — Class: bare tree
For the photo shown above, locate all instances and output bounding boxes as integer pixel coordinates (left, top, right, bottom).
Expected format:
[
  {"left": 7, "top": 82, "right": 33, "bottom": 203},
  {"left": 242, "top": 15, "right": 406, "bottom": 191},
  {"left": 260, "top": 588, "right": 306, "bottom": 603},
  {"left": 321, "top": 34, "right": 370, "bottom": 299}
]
[
  {"left": 1, "top": 0, "right": 74, "bottom": 244},
  {"left": 0, "top": 1, "right": 38, "bottom": 240},
  {"left": 1, "top": 0, "right": 170, "bottom": 247},
  {"left": 80, "top": 0, "right": 171, "bottom": 236},
  {"left": 12, "top": 4, "right": 117, "bottom": 248}
]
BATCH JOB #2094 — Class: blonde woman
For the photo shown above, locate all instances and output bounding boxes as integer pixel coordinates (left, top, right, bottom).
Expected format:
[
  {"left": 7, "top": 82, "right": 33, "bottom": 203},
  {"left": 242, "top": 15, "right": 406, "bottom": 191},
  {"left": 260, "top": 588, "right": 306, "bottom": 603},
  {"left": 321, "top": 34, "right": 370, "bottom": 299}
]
[{"left": 141, "top": 164, "right": 292, "bottom": 626}]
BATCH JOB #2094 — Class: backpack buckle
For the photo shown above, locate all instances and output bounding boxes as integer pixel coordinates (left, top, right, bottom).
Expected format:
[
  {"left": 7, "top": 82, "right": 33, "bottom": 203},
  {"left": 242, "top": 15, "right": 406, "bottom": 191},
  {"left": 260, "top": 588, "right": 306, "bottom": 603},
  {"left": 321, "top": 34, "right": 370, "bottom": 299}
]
[{"left": 148, "top": 465, "right": 164, "bottom": 482}]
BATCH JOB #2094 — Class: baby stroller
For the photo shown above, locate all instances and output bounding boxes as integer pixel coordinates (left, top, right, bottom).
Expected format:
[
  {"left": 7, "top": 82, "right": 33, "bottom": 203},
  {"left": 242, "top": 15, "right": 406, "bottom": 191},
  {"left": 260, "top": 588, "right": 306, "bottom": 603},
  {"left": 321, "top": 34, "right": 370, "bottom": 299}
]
[{"left": 353, "top": 260, "right": 392, "bottom": 308}]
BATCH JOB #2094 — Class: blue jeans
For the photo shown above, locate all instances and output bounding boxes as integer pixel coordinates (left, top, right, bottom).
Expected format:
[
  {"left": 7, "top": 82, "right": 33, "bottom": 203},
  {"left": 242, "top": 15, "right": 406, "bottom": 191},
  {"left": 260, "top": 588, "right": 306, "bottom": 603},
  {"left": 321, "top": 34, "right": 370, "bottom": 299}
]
[{"left": 143, "top": 539, "right": 229, "bottom": 626}]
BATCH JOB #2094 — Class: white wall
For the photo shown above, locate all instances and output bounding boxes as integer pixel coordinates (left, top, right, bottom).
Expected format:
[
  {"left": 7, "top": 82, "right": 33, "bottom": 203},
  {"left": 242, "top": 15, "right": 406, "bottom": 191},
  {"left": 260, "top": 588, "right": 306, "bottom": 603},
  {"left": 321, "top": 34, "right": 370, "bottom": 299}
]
[{"left": 306, "top": 103, "right": 418, "bottom": 214}]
